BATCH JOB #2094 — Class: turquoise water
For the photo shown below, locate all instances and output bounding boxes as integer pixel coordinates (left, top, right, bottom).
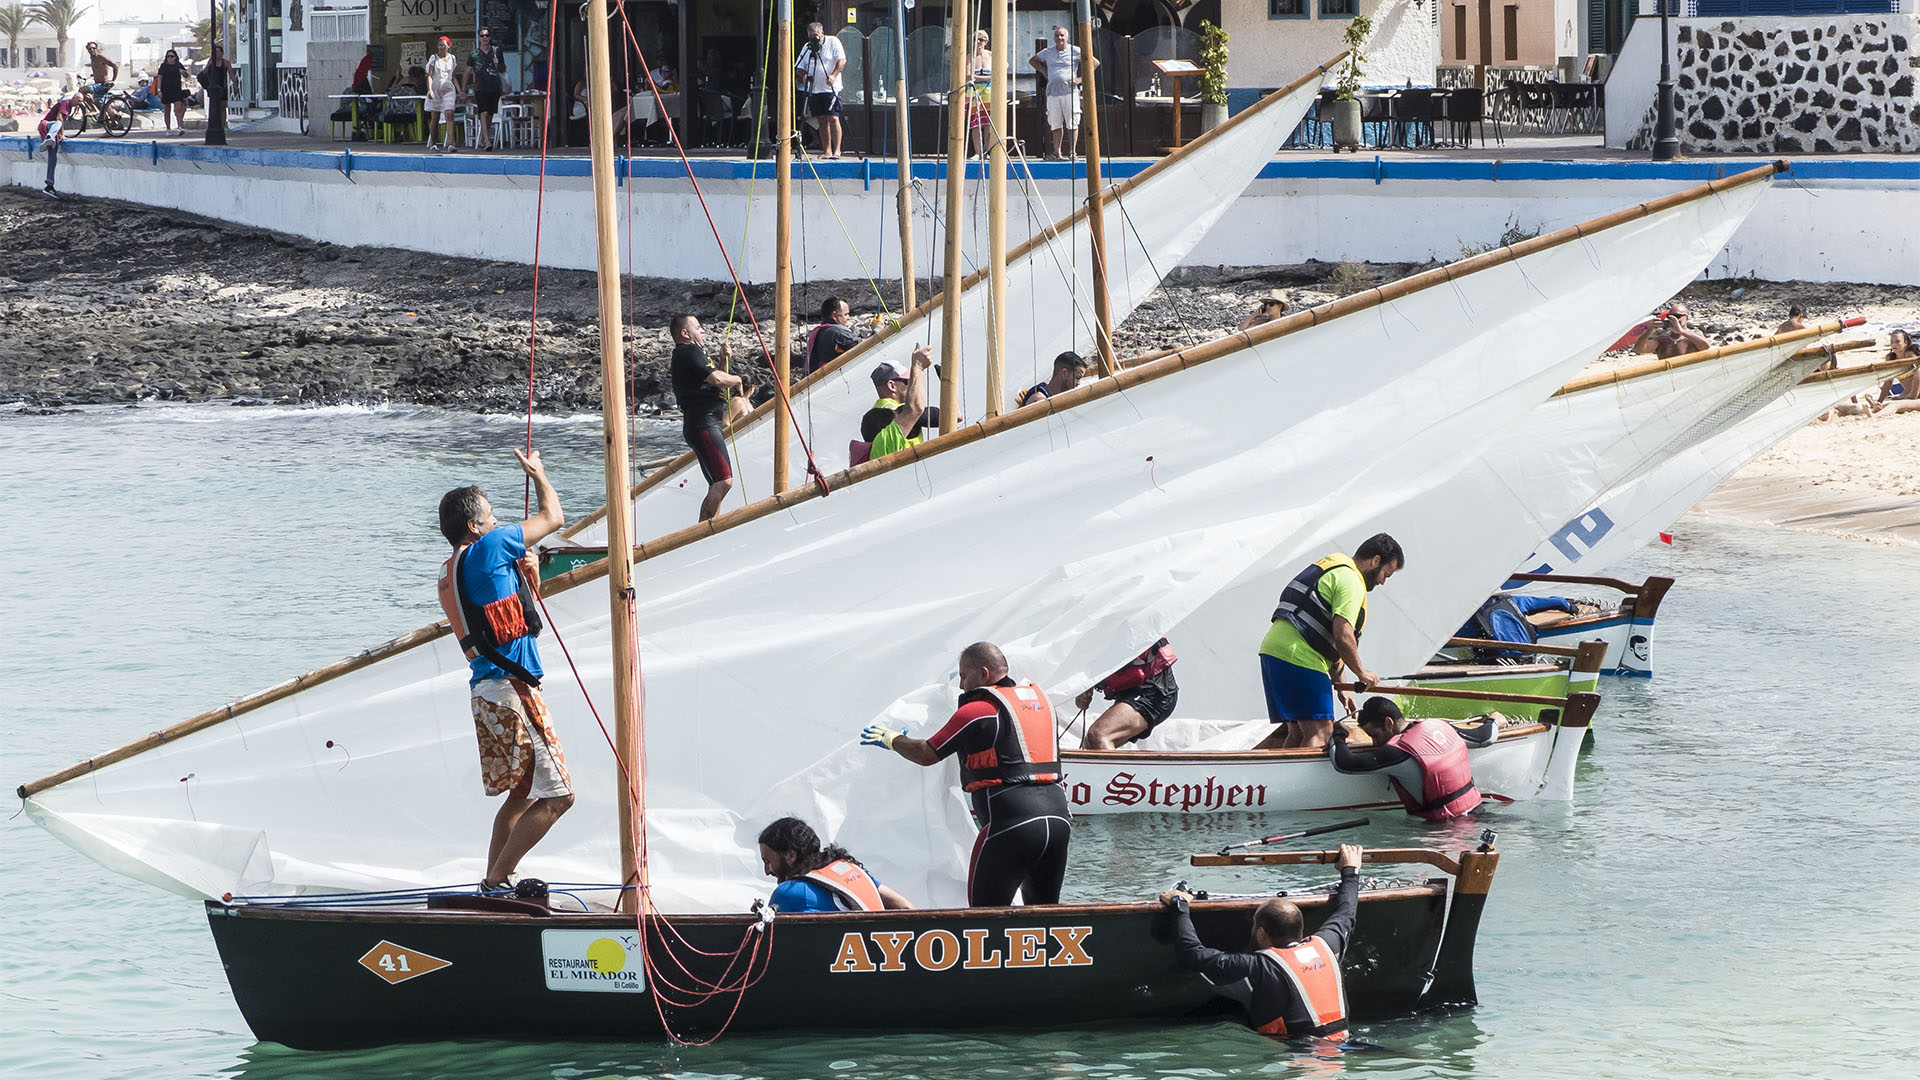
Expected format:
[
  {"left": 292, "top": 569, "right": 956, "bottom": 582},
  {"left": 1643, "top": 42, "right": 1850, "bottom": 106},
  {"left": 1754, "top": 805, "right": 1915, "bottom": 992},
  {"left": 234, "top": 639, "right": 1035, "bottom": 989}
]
[{"left": 3, "top": 404, "right": 1915, "bottom": 1079}]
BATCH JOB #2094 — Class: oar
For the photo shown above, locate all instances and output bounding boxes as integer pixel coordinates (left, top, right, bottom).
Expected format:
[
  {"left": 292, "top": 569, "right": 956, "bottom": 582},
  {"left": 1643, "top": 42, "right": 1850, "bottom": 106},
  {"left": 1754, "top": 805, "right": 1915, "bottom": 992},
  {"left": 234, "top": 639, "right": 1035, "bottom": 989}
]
[{"left": 1216, "top": 816, "right": 1369, "bottom": 856}]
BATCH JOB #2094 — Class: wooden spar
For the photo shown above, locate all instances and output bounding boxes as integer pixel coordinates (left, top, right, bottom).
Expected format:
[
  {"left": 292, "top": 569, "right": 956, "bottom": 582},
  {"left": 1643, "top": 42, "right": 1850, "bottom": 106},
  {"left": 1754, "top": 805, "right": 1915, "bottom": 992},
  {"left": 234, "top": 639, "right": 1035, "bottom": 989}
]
[
  {"left": 773, "top": 1, "right": 794, "bottom": 493},
  {"left": 1076, "top": 0, "right": 1114, "bottom": 376},
  {"left": 1551, "top": 319, "right": 1866, "bottom": 397},
  {"left": 891, "top": 0, "right": 915, "bottom": 312},
  {"left": 937, "top": 0, "right": 970, "bottom": 435},
  {"left": 1444, "top": 636, "right": 1588, "bottom": 659},
  {"left": 1191, "top": 847, "right": 1464, "bottom": 873},
  {"left": 582, "top": 0, "right": 642, "bottom": 912},
  {"left": 557, "top": 51, "right": 1350, "bottom": 539},
  {"left": 985, "top": 0, "right": 1007, "bottom": 418},
  {"left": 18, "top": 163, "right": 1788, "bottom": 799},
  {"left": 1335, "top": 682, "right": 1570, "bottom": 706}
]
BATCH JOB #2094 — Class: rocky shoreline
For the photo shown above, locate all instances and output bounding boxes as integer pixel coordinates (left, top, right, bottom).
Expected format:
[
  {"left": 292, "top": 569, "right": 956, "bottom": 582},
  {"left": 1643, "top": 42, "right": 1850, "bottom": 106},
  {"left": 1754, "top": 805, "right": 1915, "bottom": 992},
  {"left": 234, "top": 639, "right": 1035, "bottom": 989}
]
[{"left": 4, "top": 189, "right": 1915, "bottom": 414}]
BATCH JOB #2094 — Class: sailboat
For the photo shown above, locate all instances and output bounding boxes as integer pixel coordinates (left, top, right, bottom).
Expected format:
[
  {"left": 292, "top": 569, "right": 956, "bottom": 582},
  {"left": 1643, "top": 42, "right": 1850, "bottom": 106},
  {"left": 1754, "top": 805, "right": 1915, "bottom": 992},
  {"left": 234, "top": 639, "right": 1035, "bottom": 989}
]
[{"left": 15, "top": 6, "right": 1790, "bottom": 1038}]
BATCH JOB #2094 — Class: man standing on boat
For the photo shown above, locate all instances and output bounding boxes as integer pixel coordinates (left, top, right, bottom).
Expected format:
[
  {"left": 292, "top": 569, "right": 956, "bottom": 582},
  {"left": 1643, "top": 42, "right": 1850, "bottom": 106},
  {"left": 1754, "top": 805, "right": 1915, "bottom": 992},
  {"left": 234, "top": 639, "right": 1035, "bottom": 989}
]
[
  {"left": 858, "top": 348, "right": 937, "bottom": 462},
  {"left": 1257, "top": 534, "right": 1404, "bottom": 751},
  {"left": 437, "top": 451, "right": 574, "bottom": 892},
  {"left": 1330, "top": 698, "right": 1485, "bottom": 820},
  {"left": 860, "top": 642, "right": 1072, "bottom": 906},
  {"left": 1159, "top": 843, "right": 1364, "bottom": 1041},
  {"left": 757, "top": 817, "right": 916, "bottom": 912},
  {"left": 670, "top": 314, "right": 746, "bottom": 522}
]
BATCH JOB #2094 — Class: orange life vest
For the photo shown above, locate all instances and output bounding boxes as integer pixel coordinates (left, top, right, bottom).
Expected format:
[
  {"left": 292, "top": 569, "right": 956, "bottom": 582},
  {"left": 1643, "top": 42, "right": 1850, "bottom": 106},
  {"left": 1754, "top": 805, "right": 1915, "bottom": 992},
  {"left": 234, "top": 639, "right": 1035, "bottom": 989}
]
[
  {"left": 957, "top": 683, "right": 1061, "bottom": 793},
  {"left": 1097, "top": 637, "right": 1177, "bottom": 695},
  {"left": 437, "top": 542, "right": 543, "bottom": 685},
  {"left": 801, "top": 858, "right": 885, "bottom": 912},
  {"left": 1385, "top": 718, "right": 1482, "bottom": 820},
  {"left": 1254, "top": 938, "right": 1349, "bottom": 1040}
]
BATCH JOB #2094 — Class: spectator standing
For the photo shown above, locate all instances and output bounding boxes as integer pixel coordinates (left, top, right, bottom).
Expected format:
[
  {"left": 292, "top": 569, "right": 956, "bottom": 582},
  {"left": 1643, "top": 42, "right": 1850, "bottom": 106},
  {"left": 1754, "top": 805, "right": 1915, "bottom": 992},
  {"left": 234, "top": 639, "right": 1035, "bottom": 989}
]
[
  {"left": 966, "top": 30, "right": 993, "bottom": 158},
  {"left": 467, "top": 29, "right": 507, "bottom": 152},
  {"left": 796, "top": 22, "right": 846, "bottom": 158},
  {"left": 198, "top": 46, "right": 234, "bottom": 145},
  {"left": 158, "top": 50, "right": 189, "bottom": 136},
  {"left": 804, "top": 297, "right": 861, "bottom": 376},
  {"left": 669, "top": 314, "right": 747, "bottom": 523},
  {"left": 1029, "top": 25, "right": 1095, "bottom": 160},
  {"left": 37, "top": 95, "right": 78, "bottom": 198},
  {"left": 425, "top": 36, "right": 463, "bottom": 152}
]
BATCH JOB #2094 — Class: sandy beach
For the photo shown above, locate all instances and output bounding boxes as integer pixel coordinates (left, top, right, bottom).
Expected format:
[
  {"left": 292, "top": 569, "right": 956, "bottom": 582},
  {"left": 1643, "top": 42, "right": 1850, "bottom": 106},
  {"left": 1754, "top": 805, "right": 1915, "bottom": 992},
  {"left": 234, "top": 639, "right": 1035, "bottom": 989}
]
[{"left": 1695, "top": 406, "right": 1920, "bottom": 546}]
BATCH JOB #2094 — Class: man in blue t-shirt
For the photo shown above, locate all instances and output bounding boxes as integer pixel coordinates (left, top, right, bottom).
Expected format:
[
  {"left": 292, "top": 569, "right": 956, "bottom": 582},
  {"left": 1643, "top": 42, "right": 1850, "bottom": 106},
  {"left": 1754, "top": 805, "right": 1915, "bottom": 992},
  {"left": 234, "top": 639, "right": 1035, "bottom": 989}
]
[{"left": 437, "top": 449, "right": 572, "bottom": 892}]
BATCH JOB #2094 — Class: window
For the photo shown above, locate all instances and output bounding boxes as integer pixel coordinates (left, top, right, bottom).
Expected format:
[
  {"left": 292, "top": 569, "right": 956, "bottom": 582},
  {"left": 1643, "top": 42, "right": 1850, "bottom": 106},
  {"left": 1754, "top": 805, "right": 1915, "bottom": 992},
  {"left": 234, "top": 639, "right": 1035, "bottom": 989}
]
[
  {"left": 24, "top": 47, "right": 37, "bottom": 65},
  {"left": 1320, "top": 0, "right": 1357, "bottom": 15},
  {"left": 1453, "top": 7, "right": 1467, "bottom": 61},
  {"left": 1504, "top": 5, "right": 1518, "bottom": 61},
  {"left": 1268, "top": 0, "right": 1308, "bottom": 18}
]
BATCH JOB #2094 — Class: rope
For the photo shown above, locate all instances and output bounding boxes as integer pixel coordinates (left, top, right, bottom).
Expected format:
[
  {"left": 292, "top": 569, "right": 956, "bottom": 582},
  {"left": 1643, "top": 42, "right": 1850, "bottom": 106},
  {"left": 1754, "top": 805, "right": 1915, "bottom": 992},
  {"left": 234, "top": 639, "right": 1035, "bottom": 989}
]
[{"left": 520, "top": 0, "right": 565, "bottom": 515}]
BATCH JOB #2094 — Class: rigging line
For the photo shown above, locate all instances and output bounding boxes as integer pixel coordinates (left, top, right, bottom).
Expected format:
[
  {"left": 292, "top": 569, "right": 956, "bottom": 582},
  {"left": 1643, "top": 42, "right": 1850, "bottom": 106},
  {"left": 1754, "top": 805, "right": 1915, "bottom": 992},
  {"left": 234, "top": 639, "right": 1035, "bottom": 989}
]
[
  {"left": 795, "top": 142, "right": 895, "bottom": 319},
  {"left": 521, "top": 0, "right": 565, "bottom": 516},
  {"left": 911, "top": 181, "right": 982, "bottom": 274},
  {"left": 1111, "top": 188, "right": 1205, "bottom": 346},
  {"left": 727, "top": 0, "right": 776, "bottom": 337},
  {"left": 613, "top": 12, "right": 830, "bottom": 493},
  {"left": 997, "top": 123, "right": 1114, "bottom": 363}
]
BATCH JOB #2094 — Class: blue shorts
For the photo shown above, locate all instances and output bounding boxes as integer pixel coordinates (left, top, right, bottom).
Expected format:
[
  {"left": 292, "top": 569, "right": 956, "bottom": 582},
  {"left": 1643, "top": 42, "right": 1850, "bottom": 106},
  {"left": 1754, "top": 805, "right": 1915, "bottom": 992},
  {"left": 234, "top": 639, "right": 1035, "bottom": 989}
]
[{"left": 1260, "top": 653, "right": 1335, "bottom": 724}]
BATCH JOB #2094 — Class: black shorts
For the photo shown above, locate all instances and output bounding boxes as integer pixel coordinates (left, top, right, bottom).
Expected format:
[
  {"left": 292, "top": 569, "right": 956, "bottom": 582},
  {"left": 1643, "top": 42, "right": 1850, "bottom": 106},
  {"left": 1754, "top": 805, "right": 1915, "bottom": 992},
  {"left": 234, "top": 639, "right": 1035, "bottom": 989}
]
[
  {"left": 474, "top": 90, "right": 501, "bottom": 114},
  {"left": 1109, "top": 668, "right": 1178, "bottom": 744},
  {"left": 807, "top": 91, "right": 842, "bottom": 118},
  {"left": 683, "top": 421, "right": 732, "bottom": 484},
  {"left": 965, "top": 783, "right": 1072, "bottom": 907}
]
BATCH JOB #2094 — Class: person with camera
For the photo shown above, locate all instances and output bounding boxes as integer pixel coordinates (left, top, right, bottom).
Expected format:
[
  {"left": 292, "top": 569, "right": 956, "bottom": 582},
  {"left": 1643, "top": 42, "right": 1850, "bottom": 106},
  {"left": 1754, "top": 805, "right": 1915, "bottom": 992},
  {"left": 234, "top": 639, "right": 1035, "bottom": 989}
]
[{"left": 795, "top": 22, "right": 847, "bottom": 158}]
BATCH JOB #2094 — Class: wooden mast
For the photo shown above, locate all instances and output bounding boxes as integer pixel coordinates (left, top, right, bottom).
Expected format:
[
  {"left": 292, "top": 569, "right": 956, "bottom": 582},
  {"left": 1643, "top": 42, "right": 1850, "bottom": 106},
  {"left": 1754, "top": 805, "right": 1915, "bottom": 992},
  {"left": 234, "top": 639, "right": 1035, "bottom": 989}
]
[
  {"left": 892, "top": 0, "right": 916, "bottom": 312},
  {"left": 1074, "top": 0, "right": 1114, "bottom": 376},
  {"left": 582, "top": 0, "right": 642, "bottom": 913},
  {"left": 984, "top": 0, "right": 1007, "bottom": 416},
  {"left": 937, "top": 0, "right": 969, "bottom": 435},
  {"left": 773, "top": 0, "right": 795, "bottom": 492}
]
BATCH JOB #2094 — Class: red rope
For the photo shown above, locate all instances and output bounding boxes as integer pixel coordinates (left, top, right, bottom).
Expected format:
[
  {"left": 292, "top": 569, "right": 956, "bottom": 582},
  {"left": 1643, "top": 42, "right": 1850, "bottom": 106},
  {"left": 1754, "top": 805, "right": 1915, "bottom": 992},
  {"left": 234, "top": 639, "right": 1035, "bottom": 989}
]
[
  {"left": 522, "top": 0, "right": 564, "bottom": 515},
  {"left": 613, "top": 12, "right": 831, "bottom": 496}
]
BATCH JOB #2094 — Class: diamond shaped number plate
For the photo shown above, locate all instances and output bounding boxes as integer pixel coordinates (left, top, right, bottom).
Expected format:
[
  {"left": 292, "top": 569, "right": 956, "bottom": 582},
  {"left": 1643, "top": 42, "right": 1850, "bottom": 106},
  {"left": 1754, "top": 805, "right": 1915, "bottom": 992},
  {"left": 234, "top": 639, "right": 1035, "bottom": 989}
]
[{"left": 357, "top": 940, "right": 453, "bottom": 985}]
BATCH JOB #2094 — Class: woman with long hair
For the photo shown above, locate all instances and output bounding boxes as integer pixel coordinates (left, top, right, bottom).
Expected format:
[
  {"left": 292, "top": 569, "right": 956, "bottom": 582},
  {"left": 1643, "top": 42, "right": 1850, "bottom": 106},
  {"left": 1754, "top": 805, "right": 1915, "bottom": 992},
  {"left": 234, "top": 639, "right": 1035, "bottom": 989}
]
[
  {"left": 1874, "top": 329, "right": 1919, "bottom": 408},
  {"left": 158, "top": 49, "right": 188, "bottom": 135},
  {"left": 756, "top": 816, "right": 914, "bottom": 912},
  {"left": 965, "top": 29, "right": 993, "bottom": 158}
]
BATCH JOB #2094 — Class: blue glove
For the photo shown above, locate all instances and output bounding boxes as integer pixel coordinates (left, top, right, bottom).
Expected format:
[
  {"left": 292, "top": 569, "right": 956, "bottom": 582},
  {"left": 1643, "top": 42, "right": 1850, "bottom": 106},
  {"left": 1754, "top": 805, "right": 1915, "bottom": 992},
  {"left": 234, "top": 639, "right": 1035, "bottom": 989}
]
[{"left": 860, "top": 724, "right": 902, "bottom": 749}]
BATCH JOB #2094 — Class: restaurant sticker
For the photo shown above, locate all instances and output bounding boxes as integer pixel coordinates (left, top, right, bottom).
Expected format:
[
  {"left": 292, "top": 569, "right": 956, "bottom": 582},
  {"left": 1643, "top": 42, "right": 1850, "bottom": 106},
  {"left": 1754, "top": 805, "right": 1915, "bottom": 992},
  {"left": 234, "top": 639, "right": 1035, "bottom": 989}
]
[{"left": 541, "top": 929, "right": 647, "bottom": 993}]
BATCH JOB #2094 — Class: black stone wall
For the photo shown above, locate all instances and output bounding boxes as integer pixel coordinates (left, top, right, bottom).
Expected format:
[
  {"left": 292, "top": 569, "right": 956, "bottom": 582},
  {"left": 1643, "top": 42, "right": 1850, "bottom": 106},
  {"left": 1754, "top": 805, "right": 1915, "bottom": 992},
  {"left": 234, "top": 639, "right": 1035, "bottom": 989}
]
[{"left": 1626, "top": 18, "right": 1918, "bottom": 154}]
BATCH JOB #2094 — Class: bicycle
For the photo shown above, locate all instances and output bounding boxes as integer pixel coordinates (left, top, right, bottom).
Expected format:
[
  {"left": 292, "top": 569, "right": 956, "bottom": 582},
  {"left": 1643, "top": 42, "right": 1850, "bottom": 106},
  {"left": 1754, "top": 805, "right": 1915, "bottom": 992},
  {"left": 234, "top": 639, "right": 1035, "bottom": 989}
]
[{"left": 71, "top": 81, "right": 135, "bottom": 138}]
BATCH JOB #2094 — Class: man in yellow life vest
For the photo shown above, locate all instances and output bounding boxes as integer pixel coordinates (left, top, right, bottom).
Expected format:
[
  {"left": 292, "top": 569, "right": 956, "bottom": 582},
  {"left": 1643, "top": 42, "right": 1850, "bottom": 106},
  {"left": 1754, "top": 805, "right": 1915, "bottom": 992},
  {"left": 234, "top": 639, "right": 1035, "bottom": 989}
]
[
  {"left": 1160, "top": 843, "right": 1363, "bottom": 1041},
  {"left": 756, "top": 816, "right": 915, "bottom": 913},
  {"left": 1257, "top": 534, "right": 1404, "bottom": 750},
  {"left": 858, "top": 347, "right": 937, "bottom": 461}
]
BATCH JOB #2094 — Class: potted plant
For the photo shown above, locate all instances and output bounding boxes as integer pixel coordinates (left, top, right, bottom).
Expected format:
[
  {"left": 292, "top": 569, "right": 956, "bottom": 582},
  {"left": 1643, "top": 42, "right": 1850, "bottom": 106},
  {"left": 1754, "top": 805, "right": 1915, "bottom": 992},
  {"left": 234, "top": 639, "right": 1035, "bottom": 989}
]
[
  {"left": 1197, "top": 20, "right": 1229, "bottom": 133},
  {"left": 1330, "top": 15, "right": 1373, "bottom": 151}
]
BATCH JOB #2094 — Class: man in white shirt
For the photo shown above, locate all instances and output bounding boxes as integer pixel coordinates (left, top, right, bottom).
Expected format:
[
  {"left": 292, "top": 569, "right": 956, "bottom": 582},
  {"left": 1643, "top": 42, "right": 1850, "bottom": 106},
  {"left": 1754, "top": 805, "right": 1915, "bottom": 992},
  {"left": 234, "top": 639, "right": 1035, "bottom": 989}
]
[
  {"left": 796, "top": 22, "right": 847, "bottom": 159},
  {"left": 1029, "top": 25, "right": 1095, "bottom": 160}
]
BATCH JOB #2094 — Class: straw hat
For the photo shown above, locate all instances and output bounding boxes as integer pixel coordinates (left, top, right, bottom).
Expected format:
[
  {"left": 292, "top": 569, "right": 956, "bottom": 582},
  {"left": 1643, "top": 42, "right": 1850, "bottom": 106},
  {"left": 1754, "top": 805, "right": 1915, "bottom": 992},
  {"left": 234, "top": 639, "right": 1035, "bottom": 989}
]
[{"left": 1258, "top": 289, "right": 1290, "bottom": 313}]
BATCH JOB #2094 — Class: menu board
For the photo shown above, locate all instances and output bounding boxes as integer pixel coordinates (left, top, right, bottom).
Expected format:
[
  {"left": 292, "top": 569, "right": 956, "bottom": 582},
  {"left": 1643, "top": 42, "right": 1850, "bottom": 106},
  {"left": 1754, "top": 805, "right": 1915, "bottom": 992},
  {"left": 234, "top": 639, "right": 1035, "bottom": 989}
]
[{"left": 480, "top": 0, "right": 519, "bottom": 51}]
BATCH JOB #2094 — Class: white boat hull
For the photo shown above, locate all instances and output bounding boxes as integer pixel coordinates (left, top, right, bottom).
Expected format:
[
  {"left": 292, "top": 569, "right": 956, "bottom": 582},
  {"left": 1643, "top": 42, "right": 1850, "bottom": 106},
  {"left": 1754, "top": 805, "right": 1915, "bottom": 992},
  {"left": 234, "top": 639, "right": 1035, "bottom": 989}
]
[{"left": 1062, "top": 715, "right": 1589, "bottom": 816}]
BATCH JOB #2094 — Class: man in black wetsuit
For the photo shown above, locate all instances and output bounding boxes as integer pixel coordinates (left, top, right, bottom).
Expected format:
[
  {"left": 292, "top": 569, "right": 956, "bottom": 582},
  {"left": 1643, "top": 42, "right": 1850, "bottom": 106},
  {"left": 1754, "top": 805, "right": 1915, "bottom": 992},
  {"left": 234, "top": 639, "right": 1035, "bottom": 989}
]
[
  {"left": 669, "top": 313, "right": 745, "bottom": 523},
  {"left": 860, "top": 642, "right": 1071, "bottom": 906},
  {"left": 1159, "top": 843, "right": 1364, "bottom": 1040}
]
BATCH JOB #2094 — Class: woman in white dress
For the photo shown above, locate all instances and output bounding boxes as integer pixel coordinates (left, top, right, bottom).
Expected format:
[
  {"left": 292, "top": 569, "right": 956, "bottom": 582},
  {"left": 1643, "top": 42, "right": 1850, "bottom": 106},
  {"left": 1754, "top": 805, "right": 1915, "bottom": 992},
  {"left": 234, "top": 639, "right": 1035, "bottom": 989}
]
[{"left": 425, "top": 35, "right": 464, "bottom": 152}]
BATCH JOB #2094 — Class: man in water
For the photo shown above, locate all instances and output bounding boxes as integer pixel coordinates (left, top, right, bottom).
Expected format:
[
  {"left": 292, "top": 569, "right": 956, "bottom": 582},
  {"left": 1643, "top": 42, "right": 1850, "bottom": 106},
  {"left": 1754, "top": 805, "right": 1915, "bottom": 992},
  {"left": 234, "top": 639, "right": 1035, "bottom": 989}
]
[
  {"left": 757, "top": 816, "right": 915, "bottom": 912},
  {"left": 1159, "top": 843, "right": 1364, "bottom": 1040},
  {"left": 436, "top": 451, "right": 573, "bottom": 891},
  {"left": 860, "top": 642, "right": 1071, "bottom": 906},
  {"left": 859, "top": 348, "right": 937, "bottom": 461},
  {"left": 1330, "top": 698, "right": 1485, "bottom": 820},
  {"left": 1076, "top": 638, "right": 1179, "bottom": 749},
  {"left": 1015, "top": 351, "right": 1089, "bottom": 408},
  {"left": 669, "top": 313, "right": 746, "bottom": 522},
  {"left": 1258, "top": 533, "right": 1403, "bottom": 750}
]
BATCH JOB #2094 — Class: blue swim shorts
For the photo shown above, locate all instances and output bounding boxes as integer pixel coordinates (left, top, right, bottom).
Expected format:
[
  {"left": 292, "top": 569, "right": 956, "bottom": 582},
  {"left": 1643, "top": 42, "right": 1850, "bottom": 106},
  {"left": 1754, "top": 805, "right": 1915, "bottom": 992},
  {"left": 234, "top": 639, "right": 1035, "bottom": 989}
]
[{"left": 1260, "top": 653, "right": 1336, "bottom": 724}]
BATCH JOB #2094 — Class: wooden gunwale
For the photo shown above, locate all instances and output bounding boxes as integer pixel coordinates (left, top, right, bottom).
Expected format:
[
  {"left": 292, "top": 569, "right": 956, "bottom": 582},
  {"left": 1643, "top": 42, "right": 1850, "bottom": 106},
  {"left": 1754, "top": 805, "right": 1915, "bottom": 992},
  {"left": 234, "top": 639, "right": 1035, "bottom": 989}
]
[
  {"left": 1409, "top": 661, "right": 1559, "bottom": 678},
  {"left": 1444, "top": 635, "right": 1587, "bottom": 658},
  {"left": 1508, "top": 571, "right": 1651, "bottom": 594},
  {"left": 556, "top": 52, "right": 1350, "bottom": 540},
  {"left": 1550, "top": 318, "right": 1863, "bottom": 396},
  {"left": 1062, "top": 721, "right": 1550, "bottom": 765},
  {"left": 1191, "top": 848, "right": 1466, "bottom": 874},
  {"left": 18, "top": 162, "right": 1785, "bottom": 800}
]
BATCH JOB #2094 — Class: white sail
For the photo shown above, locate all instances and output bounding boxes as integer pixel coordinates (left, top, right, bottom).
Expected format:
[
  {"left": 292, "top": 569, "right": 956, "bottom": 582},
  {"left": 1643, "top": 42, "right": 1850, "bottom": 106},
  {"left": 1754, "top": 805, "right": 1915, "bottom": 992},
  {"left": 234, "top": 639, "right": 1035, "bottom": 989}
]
[
  {"left": 1517, "top": 360, "right": 1910, "bottom": 577},
  {"left": 566, "top": 69, "right": 1332, "bottom": 545},
  {"left": 1142, "top": 322, "right": 1834, "bottom": 730},
  {"left": 22, "top": 172, "right": 1775, "bottom": 913}
]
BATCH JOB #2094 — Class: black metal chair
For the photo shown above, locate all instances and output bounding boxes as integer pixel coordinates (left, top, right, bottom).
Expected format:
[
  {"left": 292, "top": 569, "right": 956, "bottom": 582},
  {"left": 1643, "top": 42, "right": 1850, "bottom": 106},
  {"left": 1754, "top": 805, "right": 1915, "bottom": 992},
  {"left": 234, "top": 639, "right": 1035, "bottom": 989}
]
[
  {"left": 1441, "top": 87, "right": 1503, "bottom": 148},
  {"left": 1305, "top": 87, "right": 1342, "bottom": 148},
  {"left": 1387, "top": 88, "right": 1436, "bottom": 148},
  {"left": 1359, "top": 92, "right": 1394, "bottom": 149},
  {"left": 1552, "top": 82, "right": 1599, "bottom": 134},
  {"left": 1512, "top": 82, "right": 1555, "bottom": 132}
]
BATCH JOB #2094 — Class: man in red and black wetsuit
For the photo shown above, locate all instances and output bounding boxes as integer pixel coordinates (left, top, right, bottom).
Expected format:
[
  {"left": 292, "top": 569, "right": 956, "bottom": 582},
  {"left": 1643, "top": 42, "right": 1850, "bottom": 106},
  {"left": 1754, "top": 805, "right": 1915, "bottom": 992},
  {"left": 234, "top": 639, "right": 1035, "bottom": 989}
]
[
  {"left": 1159, "top": 843, "right": 1364, "bottom": 1041},
  {"left": 861, "top": 641, "right": 1072, "bottom": 906}
]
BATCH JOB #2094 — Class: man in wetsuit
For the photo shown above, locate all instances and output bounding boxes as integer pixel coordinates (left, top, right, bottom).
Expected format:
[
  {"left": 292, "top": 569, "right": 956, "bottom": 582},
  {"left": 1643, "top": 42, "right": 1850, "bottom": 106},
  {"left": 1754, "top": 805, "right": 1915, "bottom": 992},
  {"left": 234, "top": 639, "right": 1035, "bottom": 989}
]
[
  {"left": 860, "top": 642, "right": 1071, "bottom": 906},
  {"left": 757, "top": 816, "right": 915, "bottom": 912},
  {"left": 1160, "top": 843, "right": 1364, "bottom": 1040},
  {"left": 1330, "top": 697, "right": 1486, "bottom": 820},
  {"left": 669, "top": 313, "right": 745, "bottom": 522},
  {"left": 1076, "top": 638, "right": 1179, "bottom": 749},
  {"left": 437, "top": 451, "right": 574, "bottom": 891},
  {"left": 1258, "top": 533, "right": 1404, "bottom": 750},
  {"left": 1014, "top": 351, "right": 1089, "bottom": 408}
]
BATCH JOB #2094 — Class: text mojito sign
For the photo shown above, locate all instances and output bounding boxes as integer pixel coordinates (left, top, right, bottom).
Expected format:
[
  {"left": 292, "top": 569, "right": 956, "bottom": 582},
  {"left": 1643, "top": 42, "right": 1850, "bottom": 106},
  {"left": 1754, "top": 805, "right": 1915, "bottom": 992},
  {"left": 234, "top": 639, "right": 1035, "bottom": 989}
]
[{"left": 387, "top": 0, "right": 477, "bottom": 35}]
